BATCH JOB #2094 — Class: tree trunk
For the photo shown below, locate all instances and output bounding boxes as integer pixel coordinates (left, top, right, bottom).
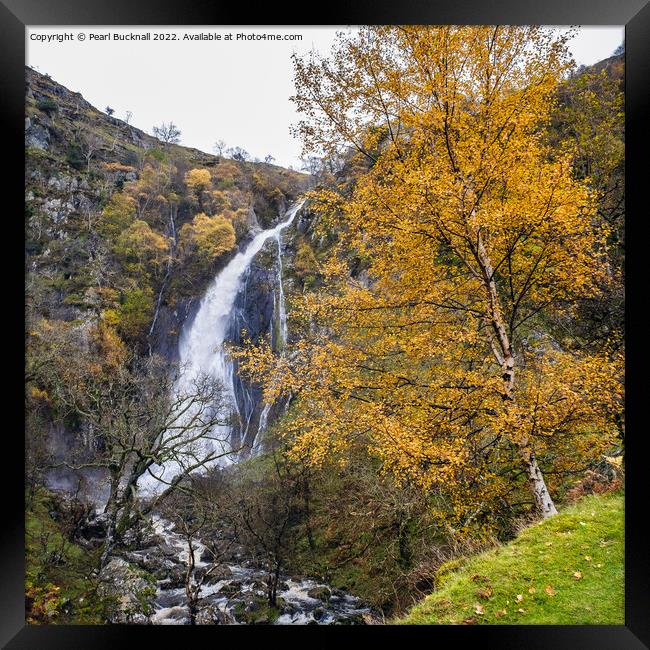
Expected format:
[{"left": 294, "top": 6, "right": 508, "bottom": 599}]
[
  {"left": 526, "top": 451, "right": 558, "bottom": 518},
  {"left": 475, "top": 230, "right": 558, "bottom": 518},
  {"left": 100, "top": 470, "right": 121, "bottom": 568}
]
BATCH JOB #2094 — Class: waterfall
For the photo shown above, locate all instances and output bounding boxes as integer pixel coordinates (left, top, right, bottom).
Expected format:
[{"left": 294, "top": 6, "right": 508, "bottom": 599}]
[{"left": 140, "top": 201, "right": 304, "bottom": 494}]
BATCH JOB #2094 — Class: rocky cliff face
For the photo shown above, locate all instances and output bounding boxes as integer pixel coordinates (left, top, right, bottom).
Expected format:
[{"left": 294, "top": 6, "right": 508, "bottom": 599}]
[{"left": 229, "top": 239, "right": 282, "bottom": 449}]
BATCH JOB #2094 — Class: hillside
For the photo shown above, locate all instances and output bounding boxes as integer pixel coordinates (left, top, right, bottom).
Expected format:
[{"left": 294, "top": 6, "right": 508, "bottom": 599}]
[
  {"left": 399, "top": 493, "right": 624, "bottom": 625},
  {"left": 25, "top": 66, "right": 308, "bottom": 351}
]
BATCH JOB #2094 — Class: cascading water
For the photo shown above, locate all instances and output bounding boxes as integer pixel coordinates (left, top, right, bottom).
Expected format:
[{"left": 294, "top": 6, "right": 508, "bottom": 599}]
[
  {"left": 124, "top": 198, "right": 373, "bottom": 624},
  {"left": 140, "top": 201, "right": 304, "bottom": 494}
]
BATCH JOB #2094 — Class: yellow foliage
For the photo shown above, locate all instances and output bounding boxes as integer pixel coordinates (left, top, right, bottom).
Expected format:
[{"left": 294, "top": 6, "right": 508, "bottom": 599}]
[
  {"left": 236, "top": 26, "right": 624, "bottom": 527},
  {"left": 99, "top": 192, "right": 136, "bottom": 237},
  {"left": 179, "top": 212, "right": 236, "bottom": 262},
  {"left": 185, "top": 168, "right": 212, "bottom": 192},
  {"left": 114, "top": 219, "right": 170, "bottom": 278}
]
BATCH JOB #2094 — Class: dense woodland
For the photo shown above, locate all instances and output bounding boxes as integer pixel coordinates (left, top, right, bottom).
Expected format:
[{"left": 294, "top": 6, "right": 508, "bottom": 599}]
[{"left": 25, "top": 26, "right": 624, "bottom": 625}]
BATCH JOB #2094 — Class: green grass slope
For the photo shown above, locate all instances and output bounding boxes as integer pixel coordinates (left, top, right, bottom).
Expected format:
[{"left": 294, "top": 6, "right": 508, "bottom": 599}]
[{"left": 399, "top": 492, "right": 623, "bottom": 625}]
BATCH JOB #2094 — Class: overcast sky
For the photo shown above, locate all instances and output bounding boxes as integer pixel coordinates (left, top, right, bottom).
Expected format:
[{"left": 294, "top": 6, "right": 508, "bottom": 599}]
[{"left": 27, "top": 26, "right": 624, "bottom": 169}]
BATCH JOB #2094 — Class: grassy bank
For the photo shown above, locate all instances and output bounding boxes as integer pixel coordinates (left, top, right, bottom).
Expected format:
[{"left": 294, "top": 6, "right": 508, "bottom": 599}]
[{"left": 398, "top": 492, "right": 624, "bottom": 625}]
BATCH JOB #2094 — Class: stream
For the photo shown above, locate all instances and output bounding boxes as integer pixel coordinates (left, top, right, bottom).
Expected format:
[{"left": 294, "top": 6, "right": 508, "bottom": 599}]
[
  {"left": 125, "top": 514, "right": 372, "bottom": 625},
  {"left": 130, "top": 202, "right": 372, "bottom": 624}
]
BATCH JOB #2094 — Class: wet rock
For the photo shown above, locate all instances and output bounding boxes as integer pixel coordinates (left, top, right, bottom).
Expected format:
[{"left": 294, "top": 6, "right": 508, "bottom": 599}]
[
  {"left": 157, "top": 591, "right": 186, "bottom": 609},
  {"left": 158, "top": 539, "right": 183, "bottom": 557},
  {"left": 307, "top": 586, "right": 332, "bottom": 602},
  {"left": 77, "top": 512, "right": 109, "bottom": 542},
  {"left": 97, "top": 558, "right": 156, "bottom": 624},
  {"left": 218, "top": 581, "right": 243, "bottom": 597},
  {"left": 233, "top": 594, "right": 282, "bottom": 625},
  {"left": 250, "top": 579, "right": 268, "bottom": 594},
  {"left": 335, "top": 613, "right": 366, "bottom": 625},
  {"left": 151, "top": 605, "right": 188, "bottom": 624},
  {"left": 196, "top": 604, "right": 232, "bottom": 625},
  {"left": 200, "top": 564, "right": 233, "bottom": 583},
  {"left": 158, "top": 565, "right": 186, "bottom": 590}
]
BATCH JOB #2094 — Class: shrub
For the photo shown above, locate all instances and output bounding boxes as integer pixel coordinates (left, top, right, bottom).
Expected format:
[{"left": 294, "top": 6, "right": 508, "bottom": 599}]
[{"left": 36, "top": 98, "right": 58, "bottom": 115}]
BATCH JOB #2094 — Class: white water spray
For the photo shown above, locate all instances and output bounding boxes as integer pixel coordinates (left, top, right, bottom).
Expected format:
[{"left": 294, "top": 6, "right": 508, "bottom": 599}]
[{"left": 140, "top": 201, "right": 304, "bottom": 494}]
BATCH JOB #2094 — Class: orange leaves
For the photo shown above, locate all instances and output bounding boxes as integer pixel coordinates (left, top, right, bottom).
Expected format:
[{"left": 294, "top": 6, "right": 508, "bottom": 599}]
[
  {"left": 229, "top": 25, "right": 626, "bottom": 531},
  {"left": 476, "top": 586, "right": 493, "bottom": 600}
]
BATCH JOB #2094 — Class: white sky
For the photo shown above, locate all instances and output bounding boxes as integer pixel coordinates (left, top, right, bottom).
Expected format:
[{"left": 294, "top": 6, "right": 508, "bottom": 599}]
[{"left": 26, "top": 26, "right": 624, "bottom": 169}]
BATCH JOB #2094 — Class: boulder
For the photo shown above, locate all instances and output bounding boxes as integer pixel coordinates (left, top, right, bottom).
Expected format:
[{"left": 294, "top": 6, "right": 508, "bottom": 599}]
[
  {"left": 307, "top": 586, "right": 332, "bottom": 602},
  {"left": 97, "top": 558, "right": 156, "bottom": 624},
  {"left": 26, "top": 122, "right": 50, "bottom": 150}
]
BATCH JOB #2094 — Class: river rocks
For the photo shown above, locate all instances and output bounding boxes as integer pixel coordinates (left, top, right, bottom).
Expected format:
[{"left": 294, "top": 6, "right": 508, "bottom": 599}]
[
  {"left": 233, "top": 594, "right": 284, "bottom": 625},
  {"left": 307, "top": 586, "right": 332, "bottom": 602},
  {"left": 196, "top": 604, "right": 232, "bottom": 625},
  {"left": 97, "top": 558, "right": 157, "bottom": 623},
  {"left": 217, "top": 581, "right": 243, "bottom": 597},
  {"left": 334, "top": 613, "right": 366, "bottom": 625},
  {"left": 198, "top": 564, "right": 233, "bottom": 583},
  {"left": 77, "top": 511, "right": 110, "bottom": 544},
  {"left": 159, "top": 566, "right": 186, "bottom": 590},
  {"left": 199, "top": 546, "right": 216, "bottom": 563},
  {"left": 135, "top": 513, "right": 373, "bottom": 626}
]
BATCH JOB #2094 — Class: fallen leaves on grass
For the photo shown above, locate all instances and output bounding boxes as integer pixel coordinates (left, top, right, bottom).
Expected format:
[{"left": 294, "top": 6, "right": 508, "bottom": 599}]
[{"left": 476, "top": 587, "right": 493, "bottom": 599}]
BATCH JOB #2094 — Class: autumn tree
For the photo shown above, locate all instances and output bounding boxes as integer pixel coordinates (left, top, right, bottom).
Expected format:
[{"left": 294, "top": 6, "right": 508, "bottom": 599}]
[
  {"left": 99, "top": 192, "right": 137, "bottom": 237},
  {"left": 185, "top": 168, "right": 212, "bottom": 211},
  {"left": 238, "top": 26, "right": 623, "bottom": 527},
  {"left": 123, "top": 160, "right": 176, "bottom": 226},
  {"left": 547, "top": 64, "right": 625, "bottom": 350},
  {"left": 113, "top": 219, "right": 170, "bottom": 280},
  {"left": 179, "top": 213, "right": 236, "bottom": 267}
]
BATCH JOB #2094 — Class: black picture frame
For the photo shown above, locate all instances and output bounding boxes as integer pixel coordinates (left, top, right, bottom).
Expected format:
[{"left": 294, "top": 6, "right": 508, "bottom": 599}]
[{"left": 2, "top": 1, "right": 648, "bottom": 647}]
